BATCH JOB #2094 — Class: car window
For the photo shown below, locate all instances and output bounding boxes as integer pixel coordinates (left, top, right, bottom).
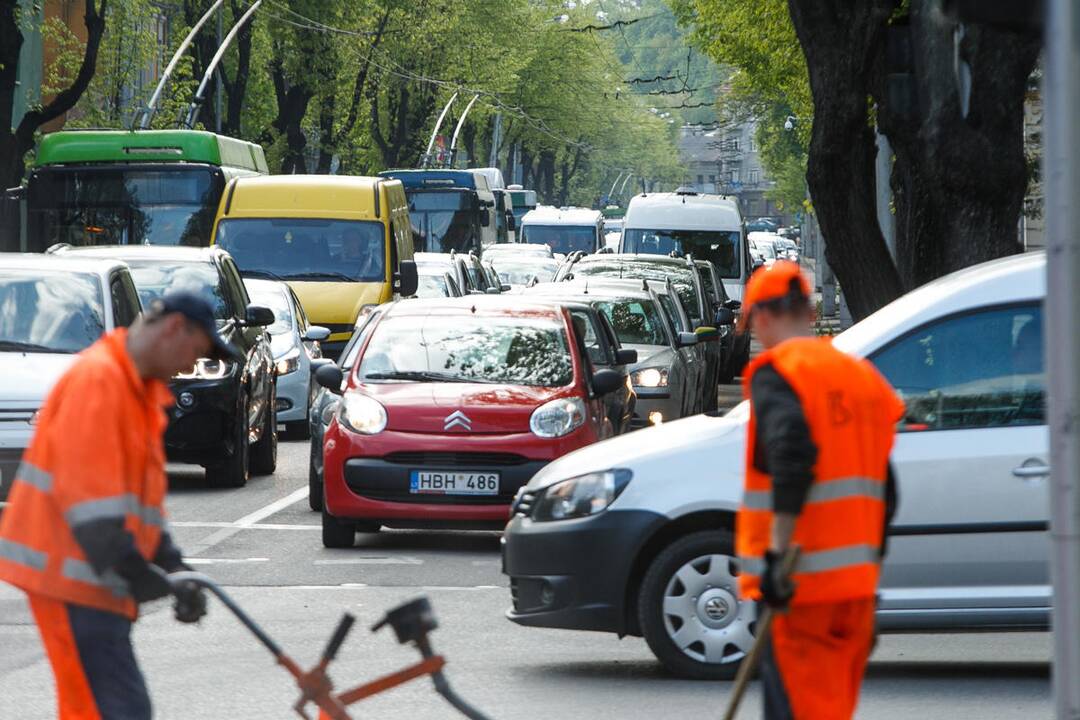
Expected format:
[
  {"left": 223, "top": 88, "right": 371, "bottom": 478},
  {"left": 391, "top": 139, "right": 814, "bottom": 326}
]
[
  {"left": 0, "top": 271, "right": 106, "bottom": 353},
  {"left": 570, "top": 309, "right": 609, "bottom": 366},
  {"left": 290, "top": 288, "right": 309, "bottom": 333},
  {"left": 109, "top": 275, "right": 137, "bottom": 328},
  {"left": 340, "top": 311, "right": 380, "bottom": 369},
  {"left": 596, "top": 312, "right": 622, "bottom": 354},
  {"left": 221, "top": 258, "right": 249, "bottom": 316},
  {"left": 871, "top": 303, "right": 1044, "bottom": 431},
  {"left": 596, "top": 299, "right": 667, "bottom": 346}
]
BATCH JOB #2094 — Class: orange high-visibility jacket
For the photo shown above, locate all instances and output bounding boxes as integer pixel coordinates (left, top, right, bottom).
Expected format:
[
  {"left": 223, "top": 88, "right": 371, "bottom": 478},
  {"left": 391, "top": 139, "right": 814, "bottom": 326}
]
[
  {"left": 0, "top": 329, "right": 174, "bottom": 619},
  {"left": 737, "top": 337, "right": 905, "bottom": 605}
]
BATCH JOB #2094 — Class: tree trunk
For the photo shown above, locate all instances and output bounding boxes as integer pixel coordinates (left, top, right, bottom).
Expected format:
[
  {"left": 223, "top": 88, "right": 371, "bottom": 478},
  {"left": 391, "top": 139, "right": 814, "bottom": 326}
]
[
  {"left": 0, "top": 0, "right": 108, "bottom": 187},
  {"left": 538, "top": 150, "right": 557, "bottom": 205},
  {"left": 315, "top": 91, "right": 336, "bottom": 174},
  {"left": 787, "top": 0, "right": 903, "bottom": 320},
  {"left": 222, "top": 0, "right": 253, "bottom": 136},
  {"left": 877, "top": 1, "right": 1039, "bottom": 288}
]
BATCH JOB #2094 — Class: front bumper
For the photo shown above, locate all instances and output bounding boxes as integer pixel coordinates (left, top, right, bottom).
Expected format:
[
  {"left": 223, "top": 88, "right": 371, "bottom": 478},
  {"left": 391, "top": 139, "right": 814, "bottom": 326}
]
[
  {"left": 629, "top": 391, "right": 682, "bottom": 429},
  {"left": 274, "top": 368, "right": 309, "bottom": 424},
  {"left": 502, "top": 508, "right": 666, "bottom": 634},
  {"left": 323, "top": 423, "right": 597, "bottom": 526},
  {"left": 165, "top": 377, "right": 239, "bottom": 466}
]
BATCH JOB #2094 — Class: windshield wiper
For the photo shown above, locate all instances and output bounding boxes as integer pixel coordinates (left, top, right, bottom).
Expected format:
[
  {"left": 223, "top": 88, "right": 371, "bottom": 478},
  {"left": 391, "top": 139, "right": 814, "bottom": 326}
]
[
  {"left": 284, "top": 271, "right": 355, "bottom": 282},
  {"left": 363, "top": 371, "right": 497, "bottom": 383},
  {"left": 241, "top": 269, "right": 286, "bottom": 281},
  {"left": 0, "top": 340, "right": 74, "bottom": 354}
]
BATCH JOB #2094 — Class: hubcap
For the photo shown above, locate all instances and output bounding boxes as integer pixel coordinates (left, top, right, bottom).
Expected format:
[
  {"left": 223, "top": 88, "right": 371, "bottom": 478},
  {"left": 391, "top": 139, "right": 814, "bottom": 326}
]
[{"left": 662, "top": 553, "right": 757, "bottom": 665}]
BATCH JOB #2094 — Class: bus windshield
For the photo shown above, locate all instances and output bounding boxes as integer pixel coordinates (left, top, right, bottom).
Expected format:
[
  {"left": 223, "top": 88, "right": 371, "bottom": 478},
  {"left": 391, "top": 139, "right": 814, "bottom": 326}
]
[
  {"left": 216, "top": 218, "right": 387, "bottom": 282},
  {"left": 623, "top": 228, "right": 741, "bottom": 278},
  {"left": 407, "top": 190, "right": 476, "bottom": 253},
  {"left": 521, "top": 225, "right": 597, "bottom": 255},
  {"left": 26, "top": 167, "right": 220, "bottom": 252}
]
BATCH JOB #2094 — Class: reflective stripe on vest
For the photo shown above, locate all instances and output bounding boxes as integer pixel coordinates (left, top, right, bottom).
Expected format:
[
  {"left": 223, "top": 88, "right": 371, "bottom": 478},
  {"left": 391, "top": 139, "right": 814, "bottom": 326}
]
[
  {"left": 64, "top": 494, "right": 165, "bottom": 530},
  {"left": 742, "top": 476, "right": 884, "bottom": 511},
  {"left": 15, "top": 461, "right": 52, "bottom": 493},
  {"left": 0, "top": 537, "right": 48, "bottom": 571},
  {"left": 739, "top": 543, "right": 881, "bottom": 579},
  {"left": 60, "top": 558, "right": 131, "bottom": 598}
]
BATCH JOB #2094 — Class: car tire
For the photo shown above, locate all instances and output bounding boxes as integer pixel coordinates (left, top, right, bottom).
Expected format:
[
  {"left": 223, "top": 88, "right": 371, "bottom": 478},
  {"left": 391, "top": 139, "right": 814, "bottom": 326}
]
[
  {"left": 206, "top": 393, "right": 250, "bottom": 489},
  {"left": 638, "top": 529, "right": 756, "bottom": 680},
  {"left": 250, "top": 384, "right": 277, "bottom": 476},
  {"left": 308, "top": 440, "right": 324, "bottom": 512},
  {"left": 321, "top": 508, "right": 356, "bottom": 548},
  {"left": 288, "top": 421, "right": 311, "bottom": 441}
]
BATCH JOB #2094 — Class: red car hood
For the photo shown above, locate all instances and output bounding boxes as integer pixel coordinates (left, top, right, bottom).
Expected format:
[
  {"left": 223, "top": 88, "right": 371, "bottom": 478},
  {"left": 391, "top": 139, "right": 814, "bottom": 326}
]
[{"left": 360, "top": 381, "right": 576, "bottom": 434}]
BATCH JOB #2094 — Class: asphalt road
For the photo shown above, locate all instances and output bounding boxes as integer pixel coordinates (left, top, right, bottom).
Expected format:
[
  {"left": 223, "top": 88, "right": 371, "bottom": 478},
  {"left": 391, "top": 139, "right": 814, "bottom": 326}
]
[{"left": 0, "top": 390, "right": 1052, "bottom": 719}]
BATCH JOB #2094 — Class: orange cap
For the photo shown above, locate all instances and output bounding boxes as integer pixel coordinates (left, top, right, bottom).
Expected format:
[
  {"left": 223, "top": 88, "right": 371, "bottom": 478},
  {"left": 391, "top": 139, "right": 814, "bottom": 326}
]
[{"left": 743, "top": 260, "right": 811, "bottom": 312}]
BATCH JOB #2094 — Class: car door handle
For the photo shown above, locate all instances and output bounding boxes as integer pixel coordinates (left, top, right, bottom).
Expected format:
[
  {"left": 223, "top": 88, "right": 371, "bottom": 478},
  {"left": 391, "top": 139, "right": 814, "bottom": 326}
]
[{"left": 1012, "top": 464, "right": 1050, "bottom": 478}]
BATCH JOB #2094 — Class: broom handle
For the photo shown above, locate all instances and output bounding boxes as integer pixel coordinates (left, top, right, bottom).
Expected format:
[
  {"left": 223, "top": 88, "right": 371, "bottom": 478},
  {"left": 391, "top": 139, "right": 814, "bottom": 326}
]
[{"left": 721, "top": 546, "right": 800, "bottom": 720}]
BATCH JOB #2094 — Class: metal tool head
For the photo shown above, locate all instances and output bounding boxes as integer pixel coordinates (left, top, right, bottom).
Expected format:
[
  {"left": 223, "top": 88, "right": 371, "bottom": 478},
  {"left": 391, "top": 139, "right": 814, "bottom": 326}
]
[{"left": 371, "top": 596, "right": 438, "bottom": 646}]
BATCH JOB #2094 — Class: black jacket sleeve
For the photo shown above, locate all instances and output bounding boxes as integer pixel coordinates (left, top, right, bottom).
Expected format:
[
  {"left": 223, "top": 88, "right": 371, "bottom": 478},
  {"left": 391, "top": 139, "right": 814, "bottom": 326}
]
[
  {"left": 153, "top": 532, "right": 187, "bottom": 573},
  {"left": 750, "top": 363, "right": 818, "bottom": 515},
  {"left": 882, "top": 462, "right": 899, "bottom": 558}
]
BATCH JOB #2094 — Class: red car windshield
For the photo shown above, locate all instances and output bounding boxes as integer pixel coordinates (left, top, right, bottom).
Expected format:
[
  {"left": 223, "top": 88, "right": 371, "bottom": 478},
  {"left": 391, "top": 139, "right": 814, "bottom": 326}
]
[{"left": 358, "top": 315, "right": 574, "bottom": 387}]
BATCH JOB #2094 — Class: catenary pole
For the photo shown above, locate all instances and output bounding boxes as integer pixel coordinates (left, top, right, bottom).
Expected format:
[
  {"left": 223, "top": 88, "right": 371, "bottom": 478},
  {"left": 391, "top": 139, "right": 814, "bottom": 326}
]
[
  {"left": 1045, "top": 0, "right": 1080, "bottom": 716},
  {"left": 422, "top": 93, "right": 459, "bottom": 168},
  {"left": 137, "top": 0, "right": 225, "bottom": 128},
  {"left": 184, "top": 0, "right": 262, "bottom": 129}
]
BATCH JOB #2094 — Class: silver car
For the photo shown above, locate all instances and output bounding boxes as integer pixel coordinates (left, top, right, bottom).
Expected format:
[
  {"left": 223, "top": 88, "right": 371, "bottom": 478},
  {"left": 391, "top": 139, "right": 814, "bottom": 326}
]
[
  {"left": 503, "top": 250, "right": 1049, "bottom": 679},
  {"left": 524, "top": 278, "right": 700, "bottom": 427},
  {"left": 0, "top": 255, "right": 143, "bottom": 501},
  {"left": 244, "top": 279, "right": 329, "bottom": 439}
]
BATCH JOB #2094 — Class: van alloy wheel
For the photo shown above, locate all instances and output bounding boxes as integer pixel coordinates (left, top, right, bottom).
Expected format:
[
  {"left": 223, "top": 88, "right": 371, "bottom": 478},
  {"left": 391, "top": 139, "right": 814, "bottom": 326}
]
[{"left": 661, "top": 552, "right": 756, "bottom": 665}]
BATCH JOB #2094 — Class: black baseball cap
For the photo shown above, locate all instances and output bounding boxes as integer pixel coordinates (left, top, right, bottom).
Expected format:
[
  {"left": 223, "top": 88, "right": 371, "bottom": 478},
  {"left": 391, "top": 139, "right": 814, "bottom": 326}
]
[{"left": 152, "top": 291, "right": 243, "bottom": 361}]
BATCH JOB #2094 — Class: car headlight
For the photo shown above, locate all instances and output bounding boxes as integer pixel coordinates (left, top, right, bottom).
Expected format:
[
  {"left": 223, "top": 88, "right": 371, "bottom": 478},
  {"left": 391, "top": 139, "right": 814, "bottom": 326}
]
[
  {"left": 531, "top": 469, "right": 632, "bottom": 522},
  {"left": 320, "top": 398, "right": 339, "bottom": 427},
  {"left": 275, "top": 349, "right": 300, "bottom": 376},
  {"left": 631, "top": 367, "right": 668, "bottom": 388},
  {"left": 339, "top": 393, "right": 387, "bottom": 435},
  {"left": 176, "top": 359, "right": 235, "bottom": 380},
  {"left": 530, "top": 397, "right": 586, "bottom": 438}
]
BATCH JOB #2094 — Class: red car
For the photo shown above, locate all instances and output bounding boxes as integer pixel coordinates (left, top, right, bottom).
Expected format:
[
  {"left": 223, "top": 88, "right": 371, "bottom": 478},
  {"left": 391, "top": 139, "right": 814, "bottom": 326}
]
[{"left": 315, "top": 297, "right": 626, "bottom": 547}]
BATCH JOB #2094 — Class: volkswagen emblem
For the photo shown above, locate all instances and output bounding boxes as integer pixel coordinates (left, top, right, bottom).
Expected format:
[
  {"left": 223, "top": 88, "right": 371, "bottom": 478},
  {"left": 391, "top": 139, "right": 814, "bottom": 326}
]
[
  {"left": 704, "top": 597, "right": 729, "bottom": 621},
  {"left": 444, "top": 410, "right": 472, "bottom": 431}
]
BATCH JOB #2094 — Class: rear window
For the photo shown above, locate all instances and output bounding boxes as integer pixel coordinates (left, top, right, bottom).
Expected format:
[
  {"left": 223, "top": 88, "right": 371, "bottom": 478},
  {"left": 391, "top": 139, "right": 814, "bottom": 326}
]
[{"left": 359, "top": 315, "right": 573, "bottom": 387}]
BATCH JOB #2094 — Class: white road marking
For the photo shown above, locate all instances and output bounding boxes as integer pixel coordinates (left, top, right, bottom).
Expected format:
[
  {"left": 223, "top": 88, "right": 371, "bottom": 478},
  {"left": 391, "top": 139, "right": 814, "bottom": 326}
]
[
  {"left": 172, "top": 521, "right": 319, "bottom": 531},
  {"left": 185, "top": 486, "right": 310, "bottom": 555},
  {"left": 184, "top": 557, "right": 270, "bottom": 565},
  {"left": 313, "top": 557, "right": 423, "bottom": 566}
]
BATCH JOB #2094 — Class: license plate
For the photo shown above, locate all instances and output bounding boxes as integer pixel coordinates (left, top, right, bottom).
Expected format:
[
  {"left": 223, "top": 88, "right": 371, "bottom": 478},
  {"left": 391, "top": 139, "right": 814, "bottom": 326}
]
[{"left": 409, "top": 471, "right": 500, "bottom": 495}]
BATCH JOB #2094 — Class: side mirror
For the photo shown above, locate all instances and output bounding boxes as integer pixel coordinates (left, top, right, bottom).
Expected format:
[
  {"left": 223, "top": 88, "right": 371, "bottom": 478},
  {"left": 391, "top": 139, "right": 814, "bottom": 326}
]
[
  {"left": 501, "top": 283, "right": 512, "bottom": 292},
  {"left": 304, "top": 326, "right": 331, "bottom": 342},
  {"left": 677, "top": 331, "right": 699, "bottom": 347},
  {"left": 506, "top": 214, "right": 517, "bottom": 231},
  {"left": 591, "top": 368, "right": 624, "bottom": 396},
  {"left": 394, "top": 260, "right": 419, "bottom": 297},
  {"left": 714, "top": 307, "right": 736, "bottom": 326},
  {"left": 614, "top": 348, "right": 638, "bottom": 365},
  {"left": 244, "top": 304, "right": 275, "bottom": 327},
  {"left": 724, "top": 299, "right": 742, "bottom": 311},
  {"left": 485, "top": 286, "right": 501, "bottom": 295},
  {"left": 480, "top": 209, "right": 491, "bottom": 227},
  {"left": 695, "top": 326, "right": 720, "bottom": 343},
  {"left": 310, "top": 357, "right": 334, "bottom": 374},
  {"left": 315, "top": 363, "right": 345, "bottom": 395}
]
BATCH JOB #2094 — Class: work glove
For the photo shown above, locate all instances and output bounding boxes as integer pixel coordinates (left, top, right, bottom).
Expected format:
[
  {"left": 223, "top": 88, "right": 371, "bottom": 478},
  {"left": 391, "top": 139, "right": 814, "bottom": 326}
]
[
  {"left": 172, "top": 578, "right": 208, "bottom": 624},
  {"left": 760, "top": 549, "right": 796, "bottom": 610},
  {"left": 116, "top": 552, "right": 174, "bottom": 603}
]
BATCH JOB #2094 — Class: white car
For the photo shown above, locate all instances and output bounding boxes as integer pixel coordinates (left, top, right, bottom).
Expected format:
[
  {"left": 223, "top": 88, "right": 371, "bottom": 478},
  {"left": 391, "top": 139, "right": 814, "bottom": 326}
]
[
  {"left": 503, "top": 251, "right": 1048, "bottom": 678},
  {"left": 0, "top": 255, "right": 143, "bottom": 501}
]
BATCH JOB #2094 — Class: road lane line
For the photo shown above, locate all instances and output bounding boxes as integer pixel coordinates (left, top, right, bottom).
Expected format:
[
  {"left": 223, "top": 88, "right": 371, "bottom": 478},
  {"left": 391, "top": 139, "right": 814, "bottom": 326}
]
[
  {"left": 313, "top": 557, "right": 423, "bottom": 565},
  {"left": 185, "top": 558, "right": 270, "bottom": 565},
  {"left": 186, "top": 486, "right": 309, "bottom": 555},
  {"left": 172, "top": 521, "right": 319, "bottom": 531}
]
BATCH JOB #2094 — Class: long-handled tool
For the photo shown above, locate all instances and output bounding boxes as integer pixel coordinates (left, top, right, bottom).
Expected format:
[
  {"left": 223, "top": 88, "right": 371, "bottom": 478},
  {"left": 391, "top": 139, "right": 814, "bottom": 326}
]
[
  {"left": 722, "top": 547, "right": 800, "bottom": 720},
  {"left": 161, "top": 571, "right": 492, "bottom": 720}
]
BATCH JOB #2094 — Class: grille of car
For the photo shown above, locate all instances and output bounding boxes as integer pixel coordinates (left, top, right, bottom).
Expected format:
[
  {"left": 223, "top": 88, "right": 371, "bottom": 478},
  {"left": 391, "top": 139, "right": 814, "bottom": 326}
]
[
  {"left": 0, "top": 409, "right": 36, "bottom": 423},
  {"left": 354, "top": 489, "right": 514, "bottom": 506},
  {"left": 382, "top": 451, "right": 531, "bottom": 467}
]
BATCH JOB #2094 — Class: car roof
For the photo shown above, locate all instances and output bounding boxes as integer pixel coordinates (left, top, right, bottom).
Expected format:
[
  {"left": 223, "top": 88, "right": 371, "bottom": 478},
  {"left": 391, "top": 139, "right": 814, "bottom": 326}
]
[
  {"left": 0, "top": 253, "right": 128, "bottom": 276},
  {"left": 54, "top": 244, "right": 222, "bottom": 263},
  {"left": 526, "top": 278, "right": 654, "bottom": 300},
  {"left": 624, "top": 192, "right": 741, "bottom": 231},
  {"left": 383, "top": 295, "right": 569, "bottom": 321},
  {"left": 521, "top": 206, "right": 603, "bottom": 225},
  {"left": 835, "top": 250, "right": 1045, "bottom": 357},
  {"left": 243, "top": 277, "right": 288, "bottom": 295},
  {"left": 572, "top": 253, "right": 693, "bottom": 269}
]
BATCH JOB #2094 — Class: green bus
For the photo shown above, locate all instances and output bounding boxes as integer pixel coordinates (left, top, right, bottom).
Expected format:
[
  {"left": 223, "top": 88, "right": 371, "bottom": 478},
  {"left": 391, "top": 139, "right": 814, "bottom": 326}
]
[{"left": 4, "top": 129, "right": 267, "bottom": 252}]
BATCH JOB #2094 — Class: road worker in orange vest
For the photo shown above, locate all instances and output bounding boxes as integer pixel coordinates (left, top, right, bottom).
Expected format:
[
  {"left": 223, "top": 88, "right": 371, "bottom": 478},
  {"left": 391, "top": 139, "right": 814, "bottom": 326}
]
[
  {"left": 0, "top": 291, "right": 242, "bottom": 720},
  {"left": 737, "top": 261, "right": 905, "bottom": 719}
]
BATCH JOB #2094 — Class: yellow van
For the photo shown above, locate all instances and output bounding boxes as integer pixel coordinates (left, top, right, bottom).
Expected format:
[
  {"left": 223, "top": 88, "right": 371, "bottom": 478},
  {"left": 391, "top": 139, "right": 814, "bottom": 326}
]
[{"left": 211, "top": 175, "right": 417, "bottom": 355}]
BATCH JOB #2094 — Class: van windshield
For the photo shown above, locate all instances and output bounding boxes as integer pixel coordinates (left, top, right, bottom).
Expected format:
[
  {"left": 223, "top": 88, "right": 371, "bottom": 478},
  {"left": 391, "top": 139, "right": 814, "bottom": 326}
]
[
  {"left": 407, "top": 190, "right": 476, "bottom": 254},
  {"left": 521, "top": 225, "right": 597, "bottom": 255},
  {"left": 215, "top": 218, "right": 387, "bottom": 282},
  {"left": 623, "top": 229, "right": 741, "bottom": 278}
]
